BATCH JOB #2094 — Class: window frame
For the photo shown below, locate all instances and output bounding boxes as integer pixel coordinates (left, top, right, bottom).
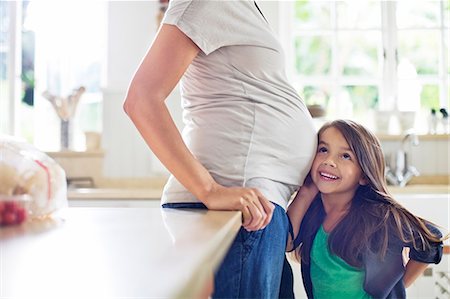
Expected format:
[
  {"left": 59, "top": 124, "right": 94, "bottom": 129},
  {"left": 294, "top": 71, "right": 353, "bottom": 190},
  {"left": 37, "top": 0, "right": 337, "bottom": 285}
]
[
  {"left": 279, "top": 0, "right": 449, "bottom": 122},
  {"left": 1, "top": 1, "right": 22, "bottom": 136}
]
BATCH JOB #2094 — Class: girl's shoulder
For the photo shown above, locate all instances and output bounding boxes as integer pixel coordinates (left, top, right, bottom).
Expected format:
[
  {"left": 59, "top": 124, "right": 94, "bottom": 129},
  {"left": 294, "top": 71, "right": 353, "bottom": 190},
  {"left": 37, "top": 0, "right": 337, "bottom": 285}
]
[
  {"left": 301, "top": 196, "right": 326, "bottom": 232},
  {"left": 304, "top": 195, "right": 325, "bottom": 219}
]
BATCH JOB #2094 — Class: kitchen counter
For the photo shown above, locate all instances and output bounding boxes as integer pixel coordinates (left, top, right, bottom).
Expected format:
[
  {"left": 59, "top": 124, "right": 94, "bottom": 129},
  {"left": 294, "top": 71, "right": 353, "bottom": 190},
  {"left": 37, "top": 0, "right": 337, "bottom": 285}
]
[
  {"left": 389, "top": 184, "right": 449, "bottom": 194},
  {"left": 67, "top": 184, "right": 449, "bottom": 201},
  {"left": 0, "top": 207, "right": 242, "bottom": 299}
]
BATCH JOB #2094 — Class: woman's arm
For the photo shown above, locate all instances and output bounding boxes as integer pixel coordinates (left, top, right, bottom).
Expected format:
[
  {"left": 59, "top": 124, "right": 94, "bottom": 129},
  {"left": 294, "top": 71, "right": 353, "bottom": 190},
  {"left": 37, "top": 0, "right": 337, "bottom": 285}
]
[
  {"left": 403, "top": 259, "right": 428, "bottom": 288},
  {"left": 286, "top": 175, "right": 318, "bottom": 251},
  {"left": 124, "top": 24, "right": 274, "bottom": 231}
]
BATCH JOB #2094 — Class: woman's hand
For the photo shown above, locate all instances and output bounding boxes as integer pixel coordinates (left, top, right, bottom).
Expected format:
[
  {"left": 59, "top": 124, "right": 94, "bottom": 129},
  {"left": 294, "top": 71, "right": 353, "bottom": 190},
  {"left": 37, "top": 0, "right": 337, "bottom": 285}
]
[{"left": 201, "top": 183, "right": 275, "bottom": 232}]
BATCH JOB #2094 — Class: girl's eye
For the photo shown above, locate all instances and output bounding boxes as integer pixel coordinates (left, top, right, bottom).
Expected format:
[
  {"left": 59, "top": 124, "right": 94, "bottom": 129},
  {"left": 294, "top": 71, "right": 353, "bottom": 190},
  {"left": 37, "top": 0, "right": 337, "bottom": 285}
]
[
  {"left": 318, "top": 146, "right": 327, "bottom": 153},
  {"left": 342, "top": 153, "right": 352, "bottom": 160}
]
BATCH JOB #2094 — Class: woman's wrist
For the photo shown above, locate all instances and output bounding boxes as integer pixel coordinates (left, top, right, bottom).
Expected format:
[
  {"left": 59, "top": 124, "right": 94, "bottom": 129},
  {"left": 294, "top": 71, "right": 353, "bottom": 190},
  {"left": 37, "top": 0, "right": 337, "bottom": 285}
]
[{"left": 195, "top": 179, "right": 219, "bottom": 205}]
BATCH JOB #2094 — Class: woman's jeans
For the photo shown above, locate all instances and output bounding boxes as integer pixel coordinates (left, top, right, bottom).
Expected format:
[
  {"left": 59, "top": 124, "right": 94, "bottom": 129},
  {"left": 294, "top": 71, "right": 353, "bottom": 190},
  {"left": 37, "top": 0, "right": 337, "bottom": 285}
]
[{"left": 163, "top": 202, "right": 289, "bottom": 299}]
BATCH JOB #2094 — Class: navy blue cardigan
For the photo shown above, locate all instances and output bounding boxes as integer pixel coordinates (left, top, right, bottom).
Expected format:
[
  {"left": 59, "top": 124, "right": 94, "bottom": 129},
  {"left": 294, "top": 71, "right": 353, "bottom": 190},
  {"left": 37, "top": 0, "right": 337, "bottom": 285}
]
[{"left": 290, "top": 194, "right": 443, "bottom": 299}]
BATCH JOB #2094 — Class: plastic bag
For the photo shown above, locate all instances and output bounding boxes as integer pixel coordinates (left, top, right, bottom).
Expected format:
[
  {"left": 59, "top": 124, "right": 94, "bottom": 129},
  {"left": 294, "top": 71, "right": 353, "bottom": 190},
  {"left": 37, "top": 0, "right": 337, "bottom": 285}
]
[{"left": 0, "top": 136, "right": 67, "bottom": 226}]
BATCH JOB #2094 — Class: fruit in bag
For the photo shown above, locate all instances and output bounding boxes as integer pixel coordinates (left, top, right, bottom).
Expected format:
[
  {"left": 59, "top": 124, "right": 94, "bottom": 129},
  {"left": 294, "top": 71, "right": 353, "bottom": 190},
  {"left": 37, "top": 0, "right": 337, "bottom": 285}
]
[{"left": 0, "top": 136, "right": 67, "bottom": 226}]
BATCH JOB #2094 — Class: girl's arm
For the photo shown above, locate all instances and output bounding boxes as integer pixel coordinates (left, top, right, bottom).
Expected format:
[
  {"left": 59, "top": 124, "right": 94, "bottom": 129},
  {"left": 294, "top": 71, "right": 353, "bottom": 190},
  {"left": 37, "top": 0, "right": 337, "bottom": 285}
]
[
  {"left": 286, "top": 175, "right": 318, "bottom": 251},
  {"left": 403, "top": 260, "right": 428, "bottom": 288},
  {"left": 124, "top": 24, "right": 274, "bottom": 231},
  {"left": 402, "top": 220, "right": 444, "bottom": 287}
]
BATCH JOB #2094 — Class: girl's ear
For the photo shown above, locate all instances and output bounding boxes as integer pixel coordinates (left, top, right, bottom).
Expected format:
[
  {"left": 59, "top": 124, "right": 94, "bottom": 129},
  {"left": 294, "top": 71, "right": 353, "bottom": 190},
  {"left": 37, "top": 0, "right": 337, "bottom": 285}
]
[{"left": 359, "top": 175, "right": 369, "bottom": 186}]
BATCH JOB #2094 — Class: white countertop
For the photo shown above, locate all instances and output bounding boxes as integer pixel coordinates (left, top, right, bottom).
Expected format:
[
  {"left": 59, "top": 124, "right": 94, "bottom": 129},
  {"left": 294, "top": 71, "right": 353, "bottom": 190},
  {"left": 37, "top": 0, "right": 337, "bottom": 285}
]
[
  {"left": 1, "top": 207, "right": 242, "bottom": 299},
  {"left": 388, "top": 184, "right": 449, "bottom": 194}
]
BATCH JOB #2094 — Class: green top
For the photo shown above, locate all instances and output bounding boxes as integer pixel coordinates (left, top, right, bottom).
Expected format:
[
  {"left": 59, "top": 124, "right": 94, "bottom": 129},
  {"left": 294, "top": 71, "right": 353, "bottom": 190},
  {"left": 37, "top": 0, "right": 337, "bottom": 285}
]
[{"left": 310, "top": 225, "right": 372, "bottom": 299}]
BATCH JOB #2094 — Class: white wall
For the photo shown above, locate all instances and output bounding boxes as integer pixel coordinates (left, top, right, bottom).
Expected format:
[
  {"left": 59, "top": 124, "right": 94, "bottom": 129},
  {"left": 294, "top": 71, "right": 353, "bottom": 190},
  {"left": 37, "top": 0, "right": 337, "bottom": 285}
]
[{"left": 102, "top": 1, "right": 181, "bottom": 177}]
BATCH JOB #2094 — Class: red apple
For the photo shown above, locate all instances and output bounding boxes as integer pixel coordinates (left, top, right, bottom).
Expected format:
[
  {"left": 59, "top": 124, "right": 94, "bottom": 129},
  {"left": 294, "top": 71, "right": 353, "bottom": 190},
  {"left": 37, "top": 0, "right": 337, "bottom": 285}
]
[
  {"left": 2, "top": 211, "right": 16, "bottom": 225},
  {"left": 0, "top": 200, "right": 28, "bottom": 226}
]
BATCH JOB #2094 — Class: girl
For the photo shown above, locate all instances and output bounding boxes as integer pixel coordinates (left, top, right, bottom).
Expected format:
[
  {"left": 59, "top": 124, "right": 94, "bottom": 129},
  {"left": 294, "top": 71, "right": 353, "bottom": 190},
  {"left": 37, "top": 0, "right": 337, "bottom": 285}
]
[{"left": 285, "top": 119, "right": 444, "bottom": 299}]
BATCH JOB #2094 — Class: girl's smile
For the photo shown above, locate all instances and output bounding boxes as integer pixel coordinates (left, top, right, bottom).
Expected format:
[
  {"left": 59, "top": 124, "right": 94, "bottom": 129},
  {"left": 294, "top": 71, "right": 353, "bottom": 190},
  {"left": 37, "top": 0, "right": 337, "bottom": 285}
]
[{"left": 318, "top": 169, "right": 339, "bottom": 181}]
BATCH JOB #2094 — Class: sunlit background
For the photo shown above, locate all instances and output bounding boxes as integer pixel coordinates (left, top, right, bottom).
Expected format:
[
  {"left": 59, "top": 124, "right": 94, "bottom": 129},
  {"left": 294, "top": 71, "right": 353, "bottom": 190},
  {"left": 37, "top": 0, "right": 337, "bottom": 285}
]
[
  {"left": 1, "top": 0, "right": 106, "bottom": 150},
  {"left": 1, "top": 0, "right": 449, "bottom": 152},
  {"left": 283, "top": 1, "right": 449, "bottom": 124}
]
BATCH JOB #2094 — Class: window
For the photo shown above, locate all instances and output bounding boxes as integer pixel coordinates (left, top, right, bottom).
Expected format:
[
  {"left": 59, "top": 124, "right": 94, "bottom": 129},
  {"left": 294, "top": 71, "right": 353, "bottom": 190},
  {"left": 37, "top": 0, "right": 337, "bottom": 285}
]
[
  {"left": 0, "top": 1, "right": 18, "bottom": 136},
  {"left": 280, "top": 1, "right": 449, "bottom": 133},
  {"left": 0, "top": 1, "right": 106, "bottom": 150}
]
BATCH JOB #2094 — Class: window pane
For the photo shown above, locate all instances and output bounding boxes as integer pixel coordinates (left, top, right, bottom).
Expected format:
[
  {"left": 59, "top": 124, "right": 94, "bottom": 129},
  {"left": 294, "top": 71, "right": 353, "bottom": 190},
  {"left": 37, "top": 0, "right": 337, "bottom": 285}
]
[
  {"left": 397, "top": 1, "right": 440, "bottom": 28},
  {"left": 398, "top": 30, "right": 439, "bottom": 76},
  {"left": 294, "top": 35, "right": 331, "bottom": 75},
  {"left": 397, "top": 78, "right": 422, "bottom": 112},
  {"left": 336, "top": 1, "right": 381, "bottom": 29},
  {"left": 420, "top": 84, "right": 440, "bottom": 110},
  {"left": 337, "top": 32, "right": 381, "bottom": 77},
  {"left": 78, "top": 94, "right": 103, "bottom": 132},
  {"left": 344, "top": 85, "right": 379, "bottom": 113},
  {"left": 447, "top": 86, "right": 450, "bottom": 105},
  {"left": 445, "top": 1, "right": 450, "bottom": 27},
  {"left": 300, "top": 85, "right": 331, "bottom": 107},
  {"left": 18, "top": 103, "right": 34, "bottom": 142},
  {"left": 0, "top": 1, "right": 8, "bottom": 45},
  {"left": 294, "top": 1, "right": 331, "bottom": 29},
  {"left": 446, "top": 30, "right": 450, "bottom": 75},
  {"left": 0, "top": 69, "right": 9, "bottom": 134},
  {"left": 325, "top": 85, "right": 379, "bottom": 122},
  {"left": 19, "top": 1, "right": 35, "bottom": 143},
  {"left": 0, "top": 1, "right": 10, "bottom": 134}
]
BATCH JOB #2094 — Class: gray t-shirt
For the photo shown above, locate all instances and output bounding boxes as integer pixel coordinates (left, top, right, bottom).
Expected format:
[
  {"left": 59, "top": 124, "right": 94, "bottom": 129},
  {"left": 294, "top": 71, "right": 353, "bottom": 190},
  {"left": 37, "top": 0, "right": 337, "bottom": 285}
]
[{"left": 161, "top": 0, "right": 317, "bottom": 208}]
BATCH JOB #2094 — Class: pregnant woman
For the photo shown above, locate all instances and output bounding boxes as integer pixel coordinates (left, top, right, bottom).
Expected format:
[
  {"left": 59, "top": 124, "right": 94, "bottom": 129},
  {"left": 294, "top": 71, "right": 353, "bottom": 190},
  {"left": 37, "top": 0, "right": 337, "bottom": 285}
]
[{"left": 124, "top": 1, "right": 317, "bottom": 298}]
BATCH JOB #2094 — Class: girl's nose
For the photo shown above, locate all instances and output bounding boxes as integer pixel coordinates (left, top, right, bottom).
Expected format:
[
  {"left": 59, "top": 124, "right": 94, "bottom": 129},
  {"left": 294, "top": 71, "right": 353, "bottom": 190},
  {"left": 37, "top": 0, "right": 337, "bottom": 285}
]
[{"left": 322, "top": 158, "right": 336, "bottom": 167}]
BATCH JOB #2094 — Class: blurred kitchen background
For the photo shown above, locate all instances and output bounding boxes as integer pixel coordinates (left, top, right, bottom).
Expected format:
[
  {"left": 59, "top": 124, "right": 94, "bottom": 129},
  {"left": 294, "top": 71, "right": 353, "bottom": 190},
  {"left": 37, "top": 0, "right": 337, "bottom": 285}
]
[
  {"left": 1, "top": 2, "right": 449, "bottom": 298},
  {"left": 0, "top": 0, "right": 449, "bottom": 187}
]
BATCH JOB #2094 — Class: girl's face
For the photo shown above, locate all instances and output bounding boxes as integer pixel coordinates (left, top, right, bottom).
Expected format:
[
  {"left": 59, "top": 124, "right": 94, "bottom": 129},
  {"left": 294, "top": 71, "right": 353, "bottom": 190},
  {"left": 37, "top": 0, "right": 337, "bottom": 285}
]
[{"left": 311, "top": 127, "right": 367, "bottom": 198}]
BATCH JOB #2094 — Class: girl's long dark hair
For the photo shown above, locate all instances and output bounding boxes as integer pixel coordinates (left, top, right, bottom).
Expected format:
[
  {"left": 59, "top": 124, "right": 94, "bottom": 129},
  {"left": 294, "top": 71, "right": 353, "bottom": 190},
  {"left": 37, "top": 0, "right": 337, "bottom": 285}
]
[{"left": 299, "top": 120, "right": 443, "bottom": 268}]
